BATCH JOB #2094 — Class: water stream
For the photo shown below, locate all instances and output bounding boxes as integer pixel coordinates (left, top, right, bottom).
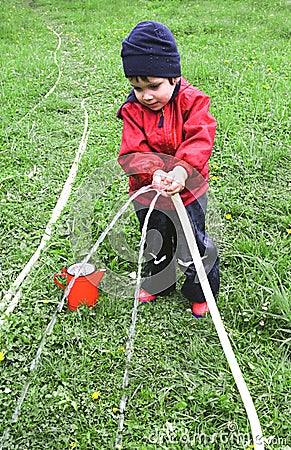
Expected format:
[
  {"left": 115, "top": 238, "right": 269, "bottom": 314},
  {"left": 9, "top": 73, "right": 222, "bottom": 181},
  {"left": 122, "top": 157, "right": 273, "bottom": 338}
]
[
  {"left": 0, "top": 185, "right": 156, "bottom": 449},
  {"left": 115, "top": 190, "right": 161, "bottom": 449}
]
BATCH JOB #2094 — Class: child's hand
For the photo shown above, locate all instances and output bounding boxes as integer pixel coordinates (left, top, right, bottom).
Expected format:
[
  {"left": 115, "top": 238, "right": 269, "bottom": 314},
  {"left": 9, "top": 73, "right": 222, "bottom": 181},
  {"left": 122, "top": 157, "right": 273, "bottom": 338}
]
[{"left": 152, "top": 166, "right": 188, "bottom": 196}]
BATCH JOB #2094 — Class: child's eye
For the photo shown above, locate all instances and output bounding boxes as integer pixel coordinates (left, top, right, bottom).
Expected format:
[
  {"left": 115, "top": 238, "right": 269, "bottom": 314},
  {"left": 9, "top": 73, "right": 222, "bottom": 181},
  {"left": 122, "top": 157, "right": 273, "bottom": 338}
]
[
  {"left": 133, "top": 87, "right": 142, "bottom": 92},
  {"left": 150, "top": 85, "right": 159, "bottom": 90}
]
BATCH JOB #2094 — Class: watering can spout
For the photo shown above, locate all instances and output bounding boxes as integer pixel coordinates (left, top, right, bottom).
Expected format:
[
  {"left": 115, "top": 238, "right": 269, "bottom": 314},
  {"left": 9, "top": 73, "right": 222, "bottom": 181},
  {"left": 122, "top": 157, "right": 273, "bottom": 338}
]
[{"left": 92, "top": 268, "right": 106, "bottom": 286}]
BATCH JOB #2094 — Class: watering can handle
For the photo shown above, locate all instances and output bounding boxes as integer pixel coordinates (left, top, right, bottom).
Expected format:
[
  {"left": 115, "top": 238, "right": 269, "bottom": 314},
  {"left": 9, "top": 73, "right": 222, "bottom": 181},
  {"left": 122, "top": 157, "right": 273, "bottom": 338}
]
[{"left": 53, "top": 268, "right": 67, "bottom": 290}]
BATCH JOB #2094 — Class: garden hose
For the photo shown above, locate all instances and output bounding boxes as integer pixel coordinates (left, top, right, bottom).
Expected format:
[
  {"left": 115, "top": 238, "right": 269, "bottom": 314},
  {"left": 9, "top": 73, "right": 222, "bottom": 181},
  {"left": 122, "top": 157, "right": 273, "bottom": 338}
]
[{"left": 171, "top": 193, "right": 264, "bottom": 450}]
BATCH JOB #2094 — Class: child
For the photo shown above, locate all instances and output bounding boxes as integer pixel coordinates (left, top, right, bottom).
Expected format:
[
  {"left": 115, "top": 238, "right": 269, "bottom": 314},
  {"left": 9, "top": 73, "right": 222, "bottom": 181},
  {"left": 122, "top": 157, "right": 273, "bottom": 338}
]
[{"left": 117, "top": 21, "right": 219, "bottom": 317}]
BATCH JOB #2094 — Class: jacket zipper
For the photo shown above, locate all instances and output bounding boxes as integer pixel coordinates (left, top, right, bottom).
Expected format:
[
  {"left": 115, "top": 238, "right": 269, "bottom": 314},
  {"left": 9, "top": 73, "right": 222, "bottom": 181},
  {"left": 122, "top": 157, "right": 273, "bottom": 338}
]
[{"left": 158, "top": 107, "right": 164, "bottom": 128}]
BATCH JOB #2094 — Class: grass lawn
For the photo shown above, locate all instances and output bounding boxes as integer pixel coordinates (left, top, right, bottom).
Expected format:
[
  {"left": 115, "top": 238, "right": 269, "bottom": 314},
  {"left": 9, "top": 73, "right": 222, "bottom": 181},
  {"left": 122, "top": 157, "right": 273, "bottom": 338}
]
[{"left": 0, "top": 0, "right": 290, "bottom": 449}]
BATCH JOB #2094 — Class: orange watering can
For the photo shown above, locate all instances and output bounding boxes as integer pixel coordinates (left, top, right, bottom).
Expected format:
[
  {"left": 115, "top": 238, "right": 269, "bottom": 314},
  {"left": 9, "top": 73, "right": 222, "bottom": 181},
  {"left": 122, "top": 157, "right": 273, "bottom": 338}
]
[{"left": 53, "top": 263, "right": 106, "bottom": 311}]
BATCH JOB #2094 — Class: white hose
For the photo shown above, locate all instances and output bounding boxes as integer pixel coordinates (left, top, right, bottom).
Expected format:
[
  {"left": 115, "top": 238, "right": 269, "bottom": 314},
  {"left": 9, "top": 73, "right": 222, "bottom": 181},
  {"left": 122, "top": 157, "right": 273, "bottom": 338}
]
[{"left": 171, "top": 193, "right": 264, "bottom": 450}]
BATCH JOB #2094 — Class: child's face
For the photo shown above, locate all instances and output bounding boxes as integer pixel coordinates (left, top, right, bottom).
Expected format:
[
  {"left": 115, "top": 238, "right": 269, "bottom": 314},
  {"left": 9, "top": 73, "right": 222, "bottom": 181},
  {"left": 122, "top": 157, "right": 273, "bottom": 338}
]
[{"left": 129, "top": 76, "right": 180, "bottom": 111}]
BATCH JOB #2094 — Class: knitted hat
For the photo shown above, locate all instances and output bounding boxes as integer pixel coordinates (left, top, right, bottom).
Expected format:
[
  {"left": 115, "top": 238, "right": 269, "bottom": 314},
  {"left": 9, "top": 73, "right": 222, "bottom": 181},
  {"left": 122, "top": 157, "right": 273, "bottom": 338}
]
[{"left": 121, "top": 21, "right": 181, "bottom": 78}]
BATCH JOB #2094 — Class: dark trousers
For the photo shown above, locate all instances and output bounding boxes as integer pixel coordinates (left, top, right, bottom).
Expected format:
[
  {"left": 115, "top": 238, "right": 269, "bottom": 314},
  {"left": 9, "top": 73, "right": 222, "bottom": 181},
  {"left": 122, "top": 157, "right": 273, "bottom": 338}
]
[{"left": 134, "top": 194, "right": 220, "bottom": 304}]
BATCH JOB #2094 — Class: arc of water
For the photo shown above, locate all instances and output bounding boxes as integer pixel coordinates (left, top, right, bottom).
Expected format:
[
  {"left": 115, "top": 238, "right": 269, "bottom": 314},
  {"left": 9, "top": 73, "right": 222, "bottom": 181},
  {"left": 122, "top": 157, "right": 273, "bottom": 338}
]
[
  {"left": 0, "top": 186, "right": 154, "bottom": 449},
  {"left": 115, "top": 191, "right": 161, "bottom": 450}
]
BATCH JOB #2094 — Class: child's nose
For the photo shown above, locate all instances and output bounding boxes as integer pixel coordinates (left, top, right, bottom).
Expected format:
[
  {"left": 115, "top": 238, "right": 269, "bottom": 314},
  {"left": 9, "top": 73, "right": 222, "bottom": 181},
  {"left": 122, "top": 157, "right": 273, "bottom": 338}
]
[{"left": 143, "top": 90, "right": 153, "bottom": 100}]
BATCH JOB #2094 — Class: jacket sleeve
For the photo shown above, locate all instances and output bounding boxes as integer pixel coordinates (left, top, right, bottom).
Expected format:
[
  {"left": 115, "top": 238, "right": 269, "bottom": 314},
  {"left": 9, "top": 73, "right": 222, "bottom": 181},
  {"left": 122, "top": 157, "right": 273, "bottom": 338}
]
[
  {"left": 174, "top": 92, "right": 216, "bottom": 176},
  {"left": 118, "top": 103, "right": 165, "bottom": 185}
]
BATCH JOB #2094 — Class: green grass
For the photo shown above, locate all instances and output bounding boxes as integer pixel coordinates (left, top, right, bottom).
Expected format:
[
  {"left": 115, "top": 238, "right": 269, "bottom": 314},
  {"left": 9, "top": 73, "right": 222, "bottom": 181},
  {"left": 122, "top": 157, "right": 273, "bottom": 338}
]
[{"left": 0, "top": 0, "right": 290, "bottom": 449}]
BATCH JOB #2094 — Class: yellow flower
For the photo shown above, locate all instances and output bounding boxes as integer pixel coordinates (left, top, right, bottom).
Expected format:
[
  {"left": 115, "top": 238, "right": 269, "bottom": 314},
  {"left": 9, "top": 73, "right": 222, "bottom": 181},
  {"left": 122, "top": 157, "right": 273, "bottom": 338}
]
[
  {"left": 224, "top": 59, "right": 230, "bottom": 63},
  {"left": 0, "top": 352, "right": 4, "bottom": 361},
  {"left": 212, "top": 176, "right": 218, "bottom": 181},
  {"left": 92, "top": 391, "right": 101, "bottom": 400},
  {"left": 225, "top": 214, "right": 232, "bottom": 220},
  {"left": 263, "top": 85, "right": 270, "bottom": 90},
  {"left": 118, "top": 346, "right": 125, "bottom": 351},
  {"left": 70, "top": 442, "right": 77, "bottom": 449},
  {"left": 112, "top": 407, "right": 119, "bottom": 413},
  {"left": 286, "top": 229, "right": 291, "bottom": 234},
  {"left": 212, "top": 164, "right": 218, "bottom": 169}
]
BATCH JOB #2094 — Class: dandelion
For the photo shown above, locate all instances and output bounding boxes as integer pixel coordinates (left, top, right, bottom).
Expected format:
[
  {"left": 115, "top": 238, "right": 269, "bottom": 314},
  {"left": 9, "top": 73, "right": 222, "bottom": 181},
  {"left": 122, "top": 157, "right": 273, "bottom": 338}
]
[
  {"left": 212, "top": 164, "right": 218, "bottom": 169},
  {"left": 227, "top": 421, "right": 236, "bottom": 430},
  {"left": 263, "top": 85, "right": 270, "bottom": 90},
  {"left": 70, "top": 443, "right": 77, "bottom": 449},
  {"left": 92, "top": 391, "right": 101, "bottom": 400},
  {"left": 118, "top": 346, "right": 125, "bottom": 351},
  {"left": 212, "top": 176, "right": 218, "bottom": 181},
  {"left": 0, "top": 352, "right": 4, "bottom": 361},
  {"left": 224, "top": 59, "right": 230, "bottom": 63},
  {"left": 286, "top": 229, "right": 291, "bottom": 235},
  {"left": 225, "top": 214, "right": 232, "bottom": 220},
  {"left": 112, "top": 407, "right": 119, "bottom": 413},
  {"left": 267, "top": 67, "right": 273, "bottom": 72}
]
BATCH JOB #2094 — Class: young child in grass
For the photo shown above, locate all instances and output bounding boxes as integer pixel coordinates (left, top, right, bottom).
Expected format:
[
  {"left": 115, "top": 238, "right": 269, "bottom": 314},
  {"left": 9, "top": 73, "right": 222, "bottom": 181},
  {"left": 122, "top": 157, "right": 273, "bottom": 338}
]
[{"left": 117, "top": 20, "right": 219, "bottom": 317}]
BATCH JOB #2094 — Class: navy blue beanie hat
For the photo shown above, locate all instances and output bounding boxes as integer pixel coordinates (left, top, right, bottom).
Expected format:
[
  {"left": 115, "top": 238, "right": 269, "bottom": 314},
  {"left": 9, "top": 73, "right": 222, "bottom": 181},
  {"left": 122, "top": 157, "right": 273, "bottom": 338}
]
[{"left": 121, "top": 21, "right": 181, "bottom": 78}]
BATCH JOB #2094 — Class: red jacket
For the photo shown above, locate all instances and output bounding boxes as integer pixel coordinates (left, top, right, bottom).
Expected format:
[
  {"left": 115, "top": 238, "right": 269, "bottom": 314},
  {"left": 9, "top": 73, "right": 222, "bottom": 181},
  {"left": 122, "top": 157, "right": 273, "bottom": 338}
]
[{"left": 117, "top": 77, "right": 216, "bottom": 208}]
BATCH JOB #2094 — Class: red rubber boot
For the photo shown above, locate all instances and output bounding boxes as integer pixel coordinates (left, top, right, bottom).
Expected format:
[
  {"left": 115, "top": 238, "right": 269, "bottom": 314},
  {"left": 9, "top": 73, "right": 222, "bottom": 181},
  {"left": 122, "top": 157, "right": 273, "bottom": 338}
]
[
  {"left": 138, "top": 289, "right": 157, "bottom": 303},
  {"left": 192, "top": 302, "right": 209, "bottom": 318}
]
